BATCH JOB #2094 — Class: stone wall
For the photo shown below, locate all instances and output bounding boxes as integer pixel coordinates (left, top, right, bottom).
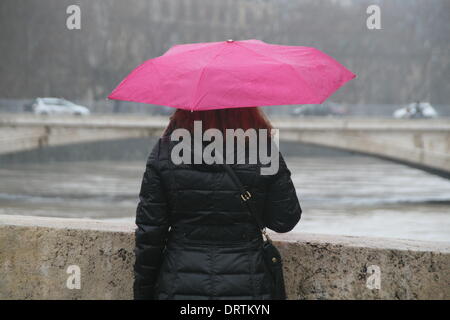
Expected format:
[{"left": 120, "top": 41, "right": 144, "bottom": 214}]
[{"left": 0, "top": 215, "right": 448, "bottom": 300}]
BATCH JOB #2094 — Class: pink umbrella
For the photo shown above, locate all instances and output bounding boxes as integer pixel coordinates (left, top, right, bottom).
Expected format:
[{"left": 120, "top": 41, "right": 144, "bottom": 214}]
[{"left": 108, "top": 39, "right": 355, "bottom": 111}]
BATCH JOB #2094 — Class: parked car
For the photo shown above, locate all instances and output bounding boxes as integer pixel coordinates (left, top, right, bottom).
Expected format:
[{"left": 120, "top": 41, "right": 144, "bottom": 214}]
[
  {"left": 393, "top": 102, "right": 438, "bottom": 119},
  {"left": 32, "top": 98, "right": 90, "bottom": 115},
  {"left": 290, "top": 101, "right": 348, "bottom": 117}
]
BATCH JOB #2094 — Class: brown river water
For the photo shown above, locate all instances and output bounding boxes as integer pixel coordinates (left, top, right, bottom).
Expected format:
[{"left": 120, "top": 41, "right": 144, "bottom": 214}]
[{"left": 0, "top": 154, "right": 449, "bottom": 242}]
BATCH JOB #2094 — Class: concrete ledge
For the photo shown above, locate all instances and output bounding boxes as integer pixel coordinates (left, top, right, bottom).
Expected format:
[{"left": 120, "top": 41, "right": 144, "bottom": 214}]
[{"left": 0, "top": 215, "right": 449, "bottom": 300}]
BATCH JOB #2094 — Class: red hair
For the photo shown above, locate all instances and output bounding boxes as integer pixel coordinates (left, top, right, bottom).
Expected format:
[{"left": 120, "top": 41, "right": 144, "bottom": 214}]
[{"left": 163, "top": 107, "right": 273, "bottom": 136}]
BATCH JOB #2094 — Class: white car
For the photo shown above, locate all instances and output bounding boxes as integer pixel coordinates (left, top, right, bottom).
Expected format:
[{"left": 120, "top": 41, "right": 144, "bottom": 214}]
[
  {"left": 32, "top": 98, "right": 90, "bottom": 115},
  {"left": 393, "top": 102, "right": 438, "bottom": 119}
]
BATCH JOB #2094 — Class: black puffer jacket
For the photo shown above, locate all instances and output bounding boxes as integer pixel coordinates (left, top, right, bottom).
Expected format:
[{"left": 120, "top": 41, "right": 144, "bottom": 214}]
[{"left": 133, "top": 136, "right": 301, "bottom": 300}]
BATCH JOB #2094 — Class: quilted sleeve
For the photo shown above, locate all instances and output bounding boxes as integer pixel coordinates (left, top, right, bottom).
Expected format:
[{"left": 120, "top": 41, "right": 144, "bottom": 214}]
[
  {"left": 133, "top": 140, "right": 169, "bottom": 300},
  {"left": 263, "top": 153, "right": 302, "bottom": 233}
]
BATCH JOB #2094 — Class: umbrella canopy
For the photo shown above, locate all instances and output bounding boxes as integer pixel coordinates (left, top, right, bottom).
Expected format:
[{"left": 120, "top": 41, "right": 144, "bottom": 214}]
[{"left": 108, "top": 39, "right": 355, "bottom": 111}]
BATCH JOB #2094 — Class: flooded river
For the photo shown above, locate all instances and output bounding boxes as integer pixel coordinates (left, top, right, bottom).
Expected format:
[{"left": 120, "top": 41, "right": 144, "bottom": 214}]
[{"left": 1, "top": 149, "right": 449, "bottom": 242}]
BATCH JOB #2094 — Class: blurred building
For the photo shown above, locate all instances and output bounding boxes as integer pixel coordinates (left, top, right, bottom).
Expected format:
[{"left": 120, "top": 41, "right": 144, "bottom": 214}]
[{"left": 0, "top": 0, "right": 449, "bottom": 114}]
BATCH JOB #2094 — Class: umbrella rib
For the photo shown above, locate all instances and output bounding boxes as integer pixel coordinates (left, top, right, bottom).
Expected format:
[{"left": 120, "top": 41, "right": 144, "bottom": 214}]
[
  {"left": 234, "top": 42, "right": 317, "bottom": 100},
  {"left": 163, "top": 41, "right": 221, "bottom": 57},
  {"left": 190, "top": 44, "right": 228, "bottom": 112}
]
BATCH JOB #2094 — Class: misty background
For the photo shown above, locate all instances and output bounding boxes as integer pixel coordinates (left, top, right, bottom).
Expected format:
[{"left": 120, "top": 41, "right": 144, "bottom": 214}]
[
  {"left": 1, "top": 0, "right": 449, "bottom": 115},
  {"left": 0, "top": 0, "right": 449, "bottom": 242}
]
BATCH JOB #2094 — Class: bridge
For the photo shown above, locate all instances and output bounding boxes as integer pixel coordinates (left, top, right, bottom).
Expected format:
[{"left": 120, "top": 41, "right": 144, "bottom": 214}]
[{"left": 1, "top": 113, "right": 450, "bottom": 178}]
